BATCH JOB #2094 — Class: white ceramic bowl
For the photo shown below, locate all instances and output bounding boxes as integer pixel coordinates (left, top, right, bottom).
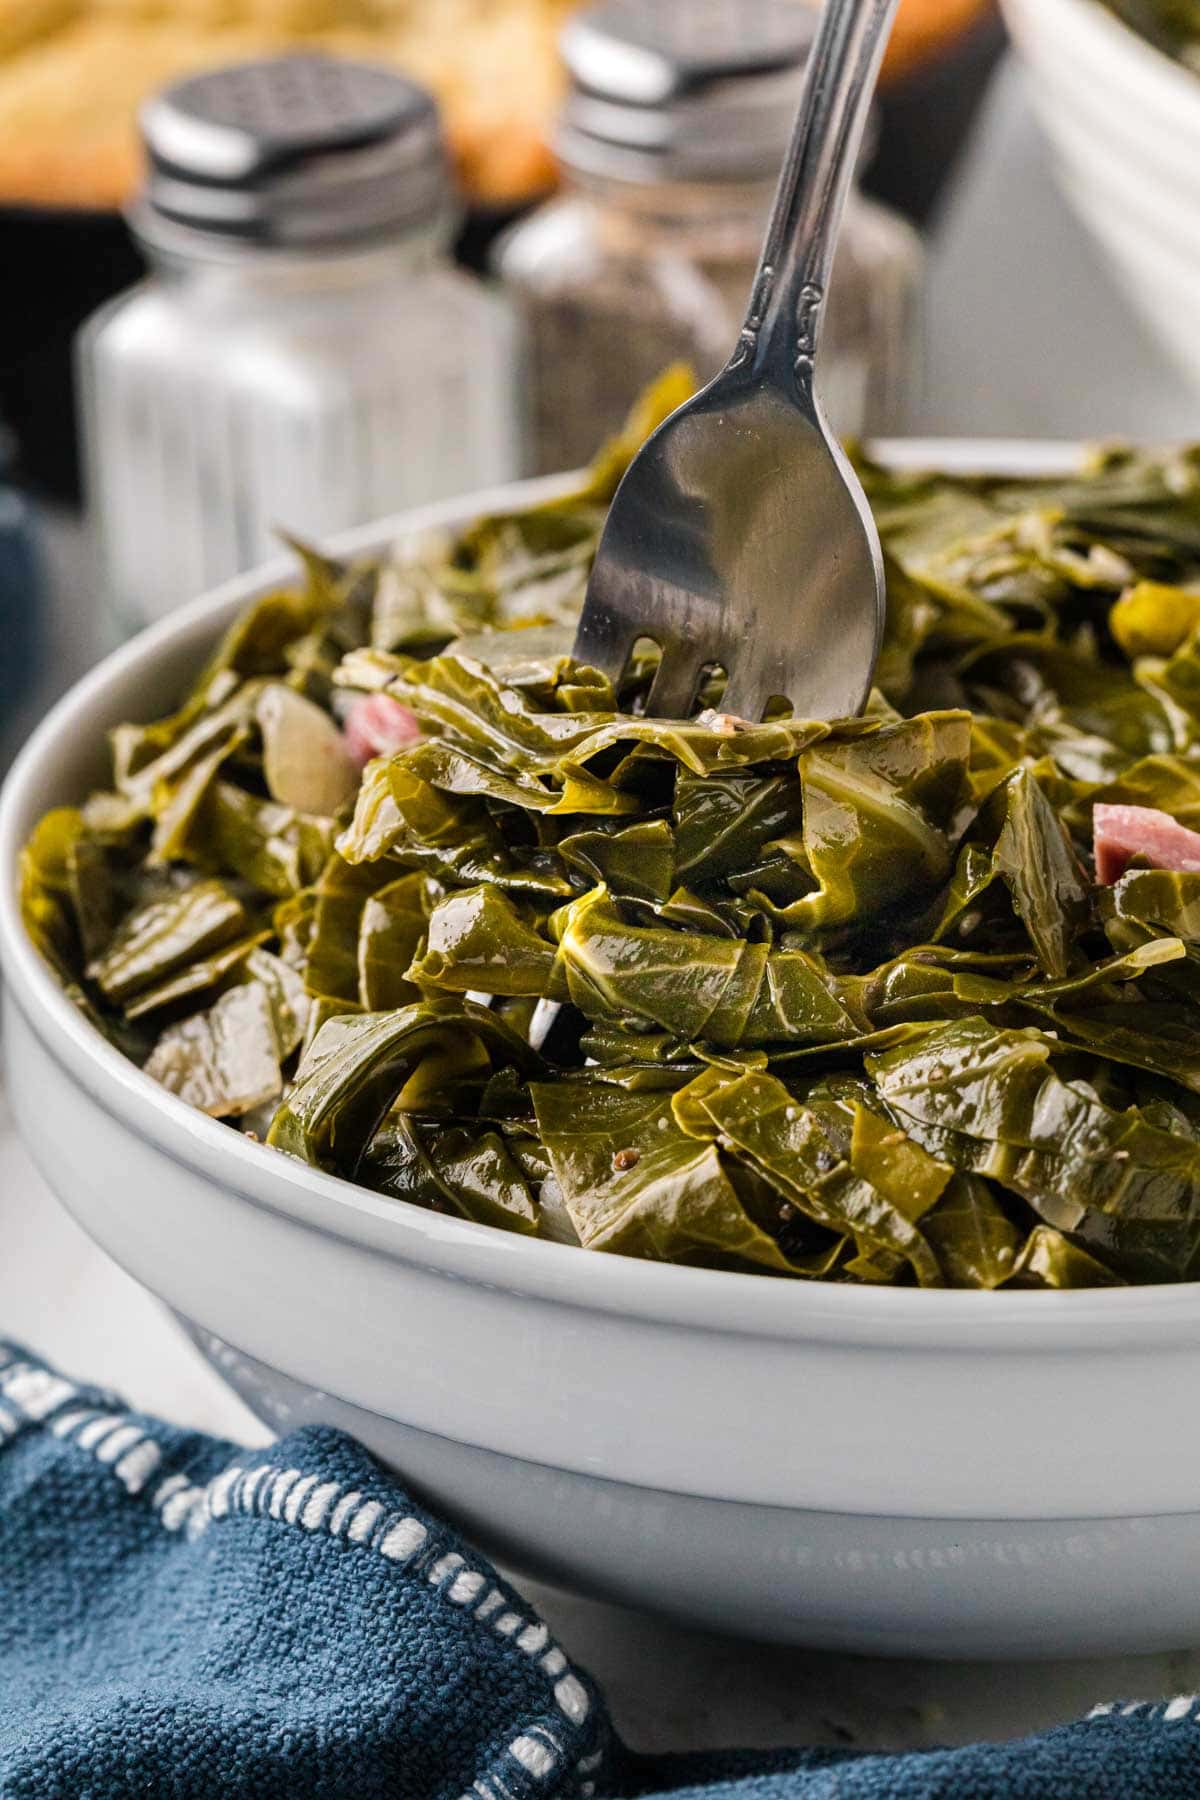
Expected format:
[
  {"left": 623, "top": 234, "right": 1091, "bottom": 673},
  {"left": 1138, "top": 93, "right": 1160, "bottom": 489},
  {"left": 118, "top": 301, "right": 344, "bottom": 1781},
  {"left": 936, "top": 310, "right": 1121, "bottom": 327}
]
[
  {"left": 1001, "top": 0, "right": 1200, "bottom": 389},
  {"left": 6, "top": 447, "right": 1200, "bottom": 1659}
]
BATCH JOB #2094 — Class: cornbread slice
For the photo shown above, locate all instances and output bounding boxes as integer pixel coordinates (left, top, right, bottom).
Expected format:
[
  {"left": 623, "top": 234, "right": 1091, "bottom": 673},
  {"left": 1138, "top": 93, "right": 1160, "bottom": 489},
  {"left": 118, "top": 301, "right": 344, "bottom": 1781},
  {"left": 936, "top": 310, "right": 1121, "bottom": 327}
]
[{"left": 0, "top": 0, "right": 573, "bottom": 210}]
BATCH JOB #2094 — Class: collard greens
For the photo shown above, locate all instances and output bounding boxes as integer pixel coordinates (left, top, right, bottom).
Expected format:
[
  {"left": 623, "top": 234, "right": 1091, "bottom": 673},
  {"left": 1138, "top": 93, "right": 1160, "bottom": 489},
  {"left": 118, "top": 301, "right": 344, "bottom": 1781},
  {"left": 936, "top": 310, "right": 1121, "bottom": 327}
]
[{"left": 23, "top": 381, "right": 1200, "bottom": 1286}]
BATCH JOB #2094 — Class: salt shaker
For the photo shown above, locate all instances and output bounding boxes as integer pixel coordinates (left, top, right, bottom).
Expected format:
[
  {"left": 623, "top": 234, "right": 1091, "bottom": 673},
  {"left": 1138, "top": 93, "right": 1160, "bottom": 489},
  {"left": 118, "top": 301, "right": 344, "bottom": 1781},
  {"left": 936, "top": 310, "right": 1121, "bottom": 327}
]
[
  {"left": 495, "top": 0, "right": 923, "bottom": 476},
  {"left": 79, "top": 56, "right": 519, "bottom": 634}
]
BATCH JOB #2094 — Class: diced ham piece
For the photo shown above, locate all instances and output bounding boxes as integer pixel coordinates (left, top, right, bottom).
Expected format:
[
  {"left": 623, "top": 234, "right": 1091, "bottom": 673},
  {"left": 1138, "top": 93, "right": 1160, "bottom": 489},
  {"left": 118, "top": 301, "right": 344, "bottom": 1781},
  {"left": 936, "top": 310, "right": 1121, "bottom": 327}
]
[
  {"left": 1093, "top": 803, "right": 1200, "bottom": 884},
  {"left": 342, "top": 693, "right": 422, "bottom": 768}
]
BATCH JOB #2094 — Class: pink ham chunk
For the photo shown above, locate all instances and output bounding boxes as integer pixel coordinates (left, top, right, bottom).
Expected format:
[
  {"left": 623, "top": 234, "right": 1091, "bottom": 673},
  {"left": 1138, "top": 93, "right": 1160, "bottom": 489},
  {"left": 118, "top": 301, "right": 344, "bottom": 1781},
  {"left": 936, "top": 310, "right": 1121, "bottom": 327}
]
[
  {"left": 1093, "top": 804, "right": 1200, "bottom": 884},
  {"left": 342, "top": 693, "right": 422, "bottom": 767}
]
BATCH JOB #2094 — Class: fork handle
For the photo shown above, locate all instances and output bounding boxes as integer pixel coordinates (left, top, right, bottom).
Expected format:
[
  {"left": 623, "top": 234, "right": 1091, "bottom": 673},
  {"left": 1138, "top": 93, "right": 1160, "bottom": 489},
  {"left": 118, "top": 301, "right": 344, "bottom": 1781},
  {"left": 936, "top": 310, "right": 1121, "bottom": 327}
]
[{"left": 737, "top": 0, "right": 901, "bottom": 393}]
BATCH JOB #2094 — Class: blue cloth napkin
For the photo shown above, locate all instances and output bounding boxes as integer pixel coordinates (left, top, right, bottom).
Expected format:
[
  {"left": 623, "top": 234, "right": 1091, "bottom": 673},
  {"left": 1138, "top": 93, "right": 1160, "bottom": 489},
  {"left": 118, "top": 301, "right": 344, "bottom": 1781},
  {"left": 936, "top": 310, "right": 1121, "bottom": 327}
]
[{"left": 0, "top": 1339, "right": 1195, "bottom": 1800}]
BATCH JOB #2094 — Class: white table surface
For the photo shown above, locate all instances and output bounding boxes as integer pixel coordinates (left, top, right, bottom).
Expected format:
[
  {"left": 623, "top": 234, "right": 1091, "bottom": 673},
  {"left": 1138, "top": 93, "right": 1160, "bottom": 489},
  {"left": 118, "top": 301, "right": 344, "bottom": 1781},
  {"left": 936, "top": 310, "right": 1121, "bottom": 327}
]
[{"left": 6, "top": 59, "right": 1200, "bottom": 1760}]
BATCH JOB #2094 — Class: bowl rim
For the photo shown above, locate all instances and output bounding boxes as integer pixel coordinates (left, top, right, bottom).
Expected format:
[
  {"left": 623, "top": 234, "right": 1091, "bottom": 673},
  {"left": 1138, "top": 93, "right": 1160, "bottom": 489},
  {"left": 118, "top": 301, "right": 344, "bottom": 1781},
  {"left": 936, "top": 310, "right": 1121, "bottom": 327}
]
[{"left": 7, "top": 437, "right": 1200, "bottom": 1345}]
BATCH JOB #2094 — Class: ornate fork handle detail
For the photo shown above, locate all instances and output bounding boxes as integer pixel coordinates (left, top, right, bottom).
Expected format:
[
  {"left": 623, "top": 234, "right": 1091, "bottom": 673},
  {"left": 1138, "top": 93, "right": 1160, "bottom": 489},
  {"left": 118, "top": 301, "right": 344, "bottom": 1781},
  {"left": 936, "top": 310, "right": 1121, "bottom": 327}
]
[
  {"left": 793, "top": 283, "right": 825, "bottom": 389},
  {"left": 732, "top": 274, "right": 824, "bottom": 390},
  {"left": 731, "top": 264, "right": 778, "bottom": 370},
  {"left": 736, "top": 0, "right": 900, "bottom": 393}
]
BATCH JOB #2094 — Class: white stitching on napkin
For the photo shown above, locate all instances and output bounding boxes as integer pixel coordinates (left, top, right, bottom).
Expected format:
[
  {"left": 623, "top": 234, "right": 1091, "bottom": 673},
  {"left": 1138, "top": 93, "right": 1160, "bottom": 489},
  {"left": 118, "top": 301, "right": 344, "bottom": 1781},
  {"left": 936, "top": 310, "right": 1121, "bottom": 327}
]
[
  {"left": 283, "top": 1473, "right": 320, "bottom": 1525},
  {"left": 113, "top": 1438, "right": 162, "bottom": 1495},
  {"left": 238, "top": 1465, "right": 273, "bottom": 1512},
  {"left": 380, "top": 1516, "right": 429, "bottom": 1564},
  {"left": 0, "top": 1367, "right": 166, "bottom": 1500},
  {"left": 347, "top": 1499, "right": 384, "bottom": 1544},
  {"left": 428, "top": 1552, "right": 466, "bottom": 1586},
  {"left": 162, "top": 1482, "right": 206, "bottom": 1534},
  {"left": 301, "top": 1479, "right": 342, "bottom": 1532},
  {"left": 0, "top": 1352, "right": 604, "bottom": 1795},
  {"left": 95, "top": 1423, "right": 144, "bottom": 1467},
  {"left": 49, "top": 1409, "right": 93, "bottom": 1438},
  {"left": 76, "top": 1416, "right": 125, "bottom": 1452},
  {"left": 553, "top": 1676, "right": 590, "bottom": 1727},
  {"left": 447, "top": 1568, "right": 486, "bottom": 1604},
  {"left": 2, "top": 1368, "right": 77, "bottom": 1420},
  {"left": 327, "top": 1489, "right": 361, "bottom": 1535},
  {"left": 1089, "top": 1697, "right": 1200, "bottom": 1727},
  {"left": 207, "top": 1466, "right": 244, "bottom": 1521},
  {"left": 203, "top": 1453, "right": 601, "bottom": 1778},
  {"left": 267, "top": 1469, "right": 303, "bottom": 1519},
  {"left": 153, "top": 1473, "right": 192, "bottom": 1508},
  {"left": 509, "top": 1736, "right": 556, "bottom": 1779}
]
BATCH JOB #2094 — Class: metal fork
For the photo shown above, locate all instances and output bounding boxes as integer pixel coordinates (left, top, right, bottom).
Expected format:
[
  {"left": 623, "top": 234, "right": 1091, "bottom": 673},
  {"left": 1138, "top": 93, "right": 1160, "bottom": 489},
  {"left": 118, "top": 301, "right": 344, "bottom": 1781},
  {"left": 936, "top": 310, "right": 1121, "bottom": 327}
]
[{"left": 572, "top": 0, "right": 900, "bottom": 723}]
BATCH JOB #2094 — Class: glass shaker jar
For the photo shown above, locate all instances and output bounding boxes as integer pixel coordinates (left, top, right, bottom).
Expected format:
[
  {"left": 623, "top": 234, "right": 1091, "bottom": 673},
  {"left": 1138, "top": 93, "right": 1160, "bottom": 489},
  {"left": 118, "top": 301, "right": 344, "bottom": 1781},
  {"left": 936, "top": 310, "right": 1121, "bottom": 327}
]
[
  {"left": 79, "top": 55, "right": 519, "bottom": 634},
  {"left": 495, "top": 0, "right": 923, "bottom": 477}
]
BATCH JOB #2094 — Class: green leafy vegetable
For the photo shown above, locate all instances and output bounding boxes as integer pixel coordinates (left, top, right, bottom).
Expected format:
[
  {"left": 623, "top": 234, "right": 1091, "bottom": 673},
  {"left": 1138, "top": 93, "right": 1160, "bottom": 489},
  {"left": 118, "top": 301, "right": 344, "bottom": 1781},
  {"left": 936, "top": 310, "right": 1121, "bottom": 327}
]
[
  {"left": 360, "top": 1116, "right": 540, "bottom": 1235},
  {"left": 531, "top": 1078, "right": 807, "bottom": 1272},
  {"left": 921, "top": 1176, "right": 1021, "bottom": 1289},
  {"left": 144, "top": 983, "right": 286, "bottom": 1119},
  {"left": 785, "top": 713, "right": 973, "bottom": 929},
  {"left": 1009, "top": 1226, "right": 1126, "bottom": 1290},
  {"left": 267, "top": 1000, "right": 542, "bottom": 1175},
  {"left": 20, "top": 808, "right": 88, "bottom": 980},
  {"left": 23, "top": 396, "right": 1200, "bottom": 1285},
  {"left": 86, "top": 879, "right": 250, "bottom": 1005},
  {"left": 989, "top": 767, "right": 1090, "bottom": 978},
  {"left": 867, "top": 1019, "right": 1200, "bottom": 1281},
  {"left": 187, "top": 781, "right": 336, "bottom": 899}
]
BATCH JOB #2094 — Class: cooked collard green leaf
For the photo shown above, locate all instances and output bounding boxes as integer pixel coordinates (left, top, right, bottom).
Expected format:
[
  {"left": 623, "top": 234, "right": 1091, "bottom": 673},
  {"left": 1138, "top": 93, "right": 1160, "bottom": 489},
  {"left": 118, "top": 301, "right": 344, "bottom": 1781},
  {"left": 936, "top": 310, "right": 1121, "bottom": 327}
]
[{"left": 24, "top": 398, "right": 1200, "bottom": 1285}]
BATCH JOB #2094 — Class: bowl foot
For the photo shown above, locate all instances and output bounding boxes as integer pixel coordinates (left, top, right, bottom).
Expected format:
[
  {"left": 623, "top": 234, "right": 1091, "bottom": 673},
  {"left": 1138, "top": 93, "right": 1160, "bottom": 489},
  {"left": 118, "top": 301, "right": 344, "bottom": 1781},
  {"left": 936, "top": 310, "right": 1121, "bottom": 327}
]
[{"left": 174, "top": 1314, "right": 1200, "bottom": 1659}]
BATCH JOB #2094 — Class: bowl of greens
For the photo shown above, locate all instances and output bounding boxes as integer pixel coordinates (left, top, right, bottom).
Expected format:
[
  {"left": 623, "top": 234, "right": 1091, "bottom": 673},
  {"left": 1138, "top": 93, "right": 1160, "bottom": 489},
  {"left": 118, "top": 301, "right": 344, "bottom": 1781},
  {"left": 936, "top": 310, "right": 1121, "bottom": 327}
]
[
  {"left": 1002, "top": 0, "right": 1200, "bottom": 390},
  {"left": 6, "top": 391, "right": 1200, "bottom": 1654}
]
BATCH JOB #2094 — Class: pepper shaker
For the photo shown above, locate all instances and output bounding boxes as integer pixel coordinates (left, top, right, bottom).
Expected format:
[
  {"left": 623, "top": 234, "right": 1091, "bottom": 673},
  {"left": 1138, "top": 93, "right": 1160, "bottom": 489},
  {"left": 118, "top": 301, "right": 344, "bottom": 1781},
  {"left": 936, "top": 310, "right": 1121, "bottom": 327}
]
[{"left": 495, "top": 0, "right": 923, "bottom": 476}]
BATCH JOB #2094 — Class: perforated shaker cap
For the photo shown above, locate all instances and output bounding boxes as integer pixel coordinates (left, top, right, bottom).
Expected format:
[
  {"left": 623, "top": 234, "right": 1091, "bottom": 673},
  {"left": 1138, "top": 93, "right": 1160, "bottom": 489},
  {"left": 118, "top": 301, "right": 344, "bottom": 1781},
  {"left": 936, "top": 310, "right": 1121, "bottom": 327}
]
[
  {"left": 557, "top": 0, "right": 820, "bottom": 185},
  {"left": 136, "top": 55, "right": 451, "bottom": 250}
]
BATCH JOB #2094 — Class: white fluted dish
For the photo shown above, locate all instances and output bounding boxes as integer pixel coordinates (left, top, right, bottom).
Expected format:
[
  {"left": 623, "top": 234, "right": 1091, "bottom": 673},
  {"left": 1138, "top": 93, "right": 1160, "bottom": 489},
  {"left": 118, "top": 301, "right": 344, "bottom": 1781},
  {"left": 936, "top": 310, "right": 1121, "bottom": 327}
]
[
  {"left": 5, "top": 445, "right": 1200, "bottom": 1658},
  {"left": 1002, "top": 0, "right": 1200, "bottom": 391}
]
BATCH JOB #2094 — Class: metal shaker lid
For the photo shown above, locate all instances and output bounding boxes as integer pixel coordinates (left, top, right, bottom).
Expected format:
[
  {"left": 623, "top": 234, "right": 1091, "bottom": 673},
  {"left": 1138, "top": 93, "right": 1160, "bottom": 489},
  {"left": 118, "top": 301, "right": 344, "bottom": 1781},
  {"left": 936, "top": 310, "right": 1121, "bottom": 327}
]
[
  {"left": 556, "top": 0, "right": 820, "bottom": 185},
  {"left": 136, "top": 54, "right": 452, "bottom": 250}
]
